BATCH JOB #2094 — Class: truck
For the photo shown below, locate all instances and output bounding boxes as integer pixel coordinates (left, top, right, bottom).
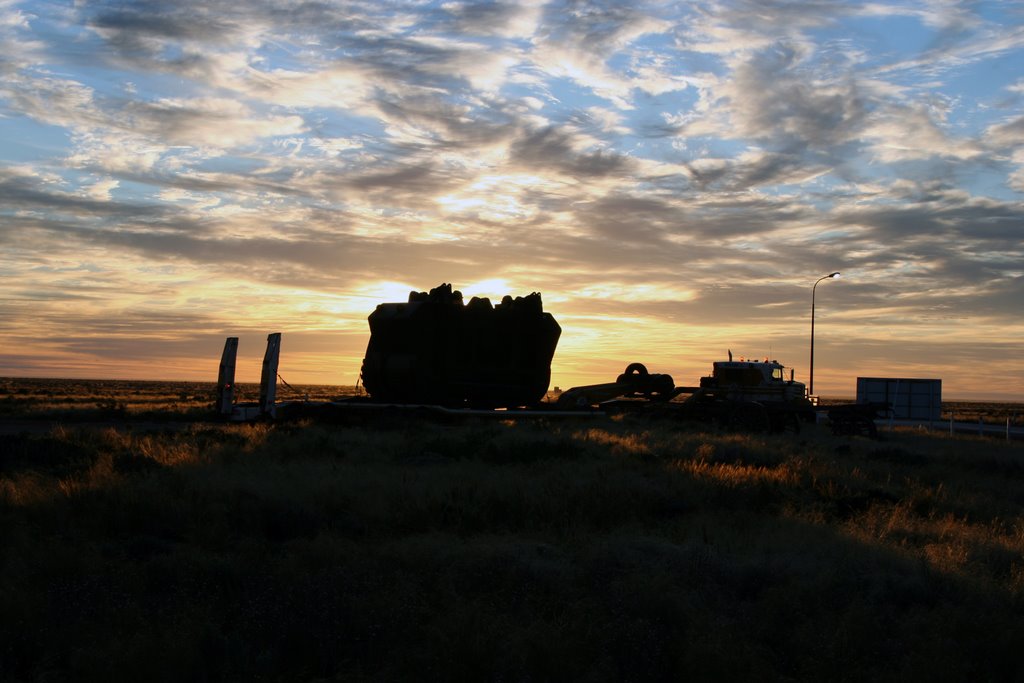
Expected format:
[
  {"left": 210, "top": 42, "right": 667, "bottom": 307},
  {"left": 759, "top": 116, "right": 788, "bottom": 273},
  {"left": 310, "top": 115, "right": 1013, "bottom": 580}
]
[{"left": 558, "top": 353, "right": 815, "bottom": 433}]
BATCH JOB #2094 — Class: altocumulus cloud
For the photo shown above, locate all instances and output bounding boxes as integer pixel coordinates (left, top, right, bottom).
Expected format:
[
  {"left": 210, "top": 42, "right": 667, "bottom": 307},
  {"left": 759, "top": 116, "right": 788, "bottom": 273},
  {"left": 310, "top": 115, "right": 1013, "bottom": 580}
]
[{"left": 0, "top": 0, "right": 1022, "bottom": 398}]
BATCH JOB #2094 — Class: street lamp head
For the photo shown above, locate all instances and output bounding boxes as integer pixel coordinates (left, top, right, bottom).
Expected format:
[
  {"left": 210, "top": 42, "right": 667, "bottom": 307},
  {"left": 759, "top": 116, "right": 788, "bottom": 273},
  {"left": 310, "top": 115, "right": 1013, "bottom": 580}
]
[{"left": 813, "top": 271, "right": 842, "bottom": 287}]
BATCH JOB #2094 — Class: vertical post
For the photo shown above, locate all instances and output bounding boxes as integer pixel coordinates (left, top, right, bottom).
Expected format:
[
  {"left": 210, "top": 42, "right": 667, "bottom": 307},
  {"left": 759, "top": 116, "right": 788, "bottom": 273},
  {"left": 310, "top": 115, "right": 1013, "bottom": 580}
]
[
  {"left": 809, "top": 272, "right": 839, "bottom": 399},
  {"left": 810, "top": 283, "right": 816, "bottom": 397},
  {"left": 890, "top": 379, "right": 898, "bottom": 432},
  {"left": 217, "top": 337, "right": 238, "bottom": 416},
  {"left": 259, "top": 333, "right": 282, "bottom": 418}
]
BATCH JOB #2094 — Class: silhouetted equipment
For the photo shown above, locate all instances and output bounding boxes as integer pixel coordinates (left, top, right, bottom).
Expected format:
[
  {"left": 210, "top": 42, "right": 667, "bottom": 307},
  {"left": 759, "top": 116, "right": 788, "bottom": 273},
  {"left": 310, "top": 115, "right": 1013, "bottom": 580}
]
[
  {"left": 216, "top": 333, "right": 281, "bottom": 420},
  {"left": 560, "top": 357, "right": 816, "bottom": 433},
  {"left": 826, "top": 402, "right": 890, "bottom": 437},
  {"left": 213, "top": 290, "right": 881, "bottom": 436},
  {"left": 360, "top": 283, "right": 561, "bottom": 408},
  {"left": 681, "top": 358, "right": 816, "bottom": 432},
  {"left": 217, "top": 337, "right": 238, "bottom": 414},
  {"left": 557, "top": 363, "right": 675, "bottom": 408},
  {"left": 259, "top": 333, "right": 282, "bottom": 416}
]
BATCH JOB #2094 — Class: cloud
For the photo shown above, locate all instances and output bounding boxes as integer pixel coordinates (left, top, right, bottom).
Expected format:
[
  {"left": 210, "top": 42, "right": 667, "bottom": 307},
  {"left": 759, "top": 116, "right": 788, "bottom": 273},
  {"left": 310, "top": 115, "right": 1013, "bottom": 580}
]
[
  {"left": 679, "top": 0, "right": 842, "bottom": 57},
  {"left": 864, "top": 103, "right": 984, "bottom": 162},
  {"left": 2, "top": 72, "right": 307, "bottom": 184},
  {"left": 0, "top": 72, "right": 104, "bottom": 129},
  {"left": 1, "top": 0, "right": 1023, "bottom": 396},
  {"left": 726, "top": 44, "right": 869, "bottom": 147},
  {"left": 0, "top": 165, "right": 162, "bottom": 219},
  {"left": 528, "top": 1, "right": 673, "bottom": 106},
  {"left": 985, "top": 115, "right": 1024, "bottom": 148},
  {"left": 1010, "top": 150, "right": 1024, "bottom": 191},
  {"left": 81, "top": 177, "right": 119, "bottom": 201},
  {"left": 442, "top": 0, "right": 544, "bottom": 39},
  {"left": 122, "top": 97, "right": 306, "bottom": 147},
  {"left": 509, "top": 125, "right": 630, "bottom": 177}
]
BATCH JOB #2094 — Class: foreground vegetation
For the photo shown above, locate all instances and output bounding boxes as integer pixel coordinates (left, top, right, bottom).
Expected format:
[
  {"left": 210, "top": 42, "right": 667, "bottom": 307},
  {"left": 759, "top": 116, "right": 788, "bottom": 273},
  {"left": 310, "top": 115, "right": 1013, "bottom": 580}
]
[{"left": 2, "top": 380, "right": 1023, "bottom": 681}]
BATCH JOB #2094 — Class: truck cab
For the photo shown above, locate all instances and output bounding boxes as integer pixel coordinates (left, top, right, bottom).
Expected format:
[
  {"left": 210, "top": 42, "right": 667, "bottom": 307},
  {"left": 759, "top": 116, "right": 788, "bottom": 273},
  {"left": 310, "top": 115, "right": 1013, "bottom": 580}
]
[{"left": 700, "top": 359, "right": 808, "bottom": 404}]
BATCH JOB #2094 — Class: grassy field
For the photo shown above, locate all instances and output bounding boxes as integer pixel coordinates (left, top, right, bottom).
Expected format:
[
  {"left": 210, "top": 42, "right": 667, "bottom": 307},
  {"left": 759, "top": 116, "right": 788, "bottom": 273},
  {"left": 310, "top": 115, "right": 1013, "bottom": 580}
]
[
  {"left": 4, "top": 377, "right": 1023, "bottom": 426},
  {"left": 0, "top": 377, "right": 355, "bottom": 422},
  {"left": 2, "top": 379, "right": 1023, "bottom": 681}
]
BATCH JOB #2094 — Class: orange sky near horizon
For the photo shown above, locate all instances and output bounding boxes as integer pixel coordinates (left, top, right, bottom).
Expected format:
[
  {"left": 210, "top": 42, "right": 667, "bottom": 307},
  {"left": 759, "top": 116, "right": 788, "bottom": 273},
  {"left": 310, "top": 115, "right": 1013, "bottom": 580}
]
[{"left": 4, "top": 276, "right": 1020, "bottom": 401}]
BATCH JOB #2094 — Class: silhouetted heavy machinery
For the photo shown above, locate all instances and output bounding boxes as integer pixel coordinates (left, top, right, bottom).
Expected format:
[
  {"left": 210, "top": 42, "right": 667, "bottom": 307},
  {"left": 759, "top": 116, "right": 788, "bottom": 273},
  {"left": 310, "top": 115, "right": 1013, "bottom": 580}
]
[
  {"left": 825, "top": 402, "right": 891, "bottom": 437},
  {"left": 360, "top": 283, "right": 561, "bottom": 408},
  {"left": 555, "top": 362, "right": 676, "bottom": 407},
  {"left": 681, "top": 355, "right": 817, "bottom": 432},
  {"left": 558, "top": 354, "right": 815, "bottom": 432},
  {"left": 216, "top": 332, "right": 283, "bottom": 420},
  {"left": 216, "top": 283, "right": 878, "bottom": 434},
  {"left": 355, "top": 285, "right": 817, "bottom": 431}
]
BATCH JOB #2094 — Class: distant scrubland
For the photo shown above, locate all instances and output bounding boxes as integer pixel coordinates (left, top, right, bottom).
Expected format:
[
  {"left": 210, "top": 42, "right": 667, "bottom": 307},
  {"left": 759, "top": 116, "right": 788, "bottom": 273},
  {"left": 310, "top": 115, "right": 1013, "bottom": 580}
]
[
  {"left": 0, "top": 377, "right": 356, "bottom": 421},
  {"left": 1, "top": 379, "right": 1023, "bottom": 681},
  {"left": 2, "top": 377, "right": 1021, "bottom": 427}
]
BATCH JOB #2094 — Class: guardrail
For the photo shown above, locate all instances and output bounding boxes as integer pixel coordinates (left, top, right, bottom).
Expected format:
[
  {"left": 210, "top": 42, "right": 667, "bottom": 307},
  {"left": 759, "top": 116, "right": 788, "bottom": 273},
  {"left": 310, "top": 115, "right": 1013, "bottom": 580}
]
[{"left": 878, "top": 418, "right": 1023, "bottom": 441}]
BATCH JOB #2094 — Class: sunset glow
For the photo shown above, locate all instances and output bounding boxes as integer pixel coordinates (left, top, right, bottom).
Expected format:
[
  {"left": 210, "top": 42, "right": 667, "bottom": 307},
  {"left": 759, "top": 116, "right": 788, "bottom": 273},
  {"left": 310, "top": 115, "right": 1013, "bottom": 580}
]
[{"left": 1, "top": 1, "right": 1023, "bottom": 399}]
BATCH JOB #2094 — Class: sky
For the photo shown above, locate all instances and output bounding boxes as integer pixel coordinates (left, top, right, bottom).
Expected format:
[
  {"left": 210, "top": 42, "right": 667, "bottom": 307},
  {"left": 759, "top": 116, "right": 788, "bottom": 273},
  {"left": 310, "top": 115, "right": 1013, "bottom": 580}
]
[{"left": 1, "top": 0, "right": 1022, "bottom": 400}]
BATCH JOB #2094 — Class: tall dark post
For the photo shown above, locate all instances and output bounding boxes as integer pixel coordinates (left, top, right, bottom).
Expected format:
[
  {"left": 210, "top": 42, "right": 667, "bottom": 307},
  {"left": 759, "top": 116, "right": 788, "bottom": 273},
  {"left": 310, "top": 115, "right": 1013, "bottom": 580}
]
[
  {"left": 259, "top": 332, "right": 282, "bottom": 417},
  {"left": 809, "top": 272, "right": 840, "bottom": 398},
  {"left": 216, "top": 337, "right": 239, "bottom": 416}
]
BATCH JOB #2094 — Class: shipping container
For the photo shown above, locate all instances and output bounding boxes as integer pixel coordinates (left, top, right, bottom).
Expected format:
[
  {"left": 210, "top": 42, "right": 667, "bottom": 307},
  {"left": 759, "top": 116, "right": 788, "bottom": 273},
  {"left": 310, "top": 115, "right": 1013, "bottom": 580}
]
[{"left": 856, "top": 377, "right": 941, "bottom": 421}]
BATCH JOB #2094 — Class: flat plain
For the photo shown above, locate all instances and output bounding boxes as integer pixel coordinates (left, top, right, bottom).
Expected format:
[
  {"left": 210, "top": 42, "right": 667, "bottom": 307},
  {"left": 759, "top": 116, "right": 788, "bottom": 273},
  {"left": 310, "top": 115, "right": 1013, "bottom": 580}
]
[{"left": 2, "top": 378, "right": 1023, "bottom": 682}]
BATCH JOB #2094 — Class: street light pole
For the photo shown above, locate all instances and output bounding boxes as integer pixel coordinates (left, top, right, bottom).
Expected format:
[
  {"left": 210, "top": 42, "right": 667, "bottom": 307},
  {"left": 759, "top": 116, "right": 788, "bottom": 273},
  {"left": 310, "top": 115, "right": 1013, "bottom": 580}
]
[{"left": 809, "top": 271, "right": 841, "bottom": 398}]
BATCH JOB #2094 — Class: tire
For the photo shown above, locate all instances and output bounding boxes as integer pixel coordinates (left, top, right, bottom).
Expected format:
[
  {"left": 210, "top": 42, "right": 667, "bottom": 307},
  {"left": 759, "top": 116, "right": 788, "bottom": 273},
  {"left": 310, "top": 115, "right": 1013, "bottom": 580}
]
[
  {"left": 772, "top": 411, "right": 801, "bottom": 434},
  {"left": 728, "top": 401, "right": 770, "bottom": 433},
  {"left": 622, "top": 362, "right": 649, "bottom": 377}
]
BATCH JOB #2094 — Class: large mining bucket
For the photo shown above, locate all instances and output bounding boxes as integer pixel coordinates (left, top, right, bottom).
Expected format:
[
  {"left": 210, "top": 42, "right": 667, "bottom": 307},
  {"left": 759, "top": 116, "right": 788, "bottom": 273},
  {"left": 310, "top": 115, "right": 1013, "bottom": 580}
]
[{"left": 360, "top": 283, "right": 561, "bottom": 408}]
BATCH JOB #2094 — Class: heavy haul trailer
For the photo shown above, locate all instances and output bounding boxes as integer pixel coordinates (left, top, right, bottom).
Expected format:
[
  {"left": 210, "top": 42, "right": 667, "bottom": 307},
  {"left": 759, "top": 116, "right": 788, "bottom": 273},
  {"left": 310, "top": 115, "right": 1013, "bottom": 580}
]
[
  {"left": 557, "top": 355, "right": 816, "bottom": 433},
  {"left": 216, "top": 284, "right": 868, "bottom": 434}
]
